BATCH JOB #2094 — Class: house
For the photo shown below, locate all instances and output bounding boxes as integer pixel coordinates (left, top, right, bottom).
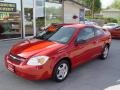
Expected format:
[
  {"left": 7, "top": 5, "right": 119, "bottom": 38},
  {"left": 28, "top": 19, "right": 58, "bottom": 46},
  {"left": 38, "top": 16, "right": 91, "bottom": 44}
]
[
  {"left": 63, "top": 0, "right": 87, "bottom": 23},
  {"left": 101, "top": 8, "right": 120, "bottom": 19}
]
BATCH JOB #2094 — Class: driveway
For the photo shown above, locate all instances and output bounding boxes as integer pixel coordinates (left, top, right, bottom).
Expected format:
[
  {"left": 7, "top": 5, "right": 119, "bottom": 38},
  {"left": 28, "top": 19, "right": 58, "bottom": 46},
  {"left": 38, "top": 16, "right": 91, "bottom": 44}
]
[{"left": 0, "top": 39, "right": 120, "bottom": 90}]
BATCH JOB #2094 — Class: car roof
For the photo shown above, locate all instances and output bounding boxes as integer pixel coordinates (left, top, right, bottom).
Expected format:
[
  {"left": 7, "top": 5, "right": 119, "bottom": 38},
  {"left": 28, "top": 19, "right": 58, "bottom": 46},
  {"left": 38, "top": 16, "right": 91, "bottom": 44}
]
[
  {"left": 62, "top": 24, "right": 91, "bottom": 29},
  {"left": 51, "top": 23, "right": 77, "bottom": 26},
  {"left": 52, "top": 23, "right": 100, "bottom": 29}
]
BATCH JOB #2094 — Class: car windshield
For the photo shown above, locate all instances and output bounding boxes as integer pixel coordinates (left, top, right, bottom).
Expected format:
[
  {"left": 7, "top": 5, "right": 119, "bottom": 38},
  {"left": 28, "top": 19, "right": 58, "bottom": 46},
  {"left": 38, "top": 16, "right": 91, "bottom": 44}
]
[
  {"left": 49, "top": 27, "right": 76, "bottom": 44},
  {"left": 106, "top": 23, "right": 117, "bottom": 26},
  {"left": 35, "top": 25, "right": 61, "bottom": 40},
  {"left": 36, "top": 27, "right": 76, "bottom": 44}
]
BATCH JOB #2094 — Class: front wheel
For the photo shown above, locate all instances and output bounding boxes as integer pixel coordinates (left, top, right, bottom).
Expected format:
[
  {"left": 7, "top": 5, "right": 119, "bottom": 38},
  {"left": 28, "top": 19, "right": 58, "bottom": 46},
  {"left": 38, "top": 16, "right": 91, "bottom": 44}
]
[
  {"left": 52, "top": 60, "right": 70, "bottom": 82},
  {"left": 100, "top": 45, "right": 109, "bottom": 60}
]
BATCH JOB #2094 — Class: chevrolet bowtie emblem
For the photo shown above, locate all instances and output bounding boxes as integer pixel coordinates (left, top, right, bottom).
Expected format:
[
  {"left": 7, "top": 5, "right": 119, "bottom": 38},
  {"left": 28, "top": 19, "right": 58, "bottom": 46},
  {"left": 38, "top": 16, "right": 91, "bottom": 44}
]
[{"left": 10, "top": 55, "right": 17, "bottom": 60}]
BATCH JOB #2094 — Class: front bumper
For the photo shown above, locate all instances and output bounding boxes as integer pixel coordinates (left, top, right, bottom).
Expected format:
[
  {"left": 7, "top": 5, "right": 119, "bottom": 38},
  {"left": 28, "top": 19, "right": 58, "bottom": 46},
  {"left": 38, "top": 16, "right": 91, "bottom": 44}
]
[
  {"left": 112, "top": 34, "right": 120, "bottom": 39},
  {"left": 5, "top": 55, "right": 52, "bottom": 80}
]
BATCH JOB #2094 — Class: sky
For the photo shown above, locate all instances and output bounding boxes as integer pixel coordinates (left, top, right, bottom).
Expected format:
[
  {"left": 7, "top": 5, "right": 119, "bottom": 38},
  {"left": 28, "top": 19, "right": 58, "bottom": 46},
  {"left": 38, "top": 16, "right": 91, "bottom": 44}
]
[{"left": 101, "top": 0, "right": 115, "bottom": 8}]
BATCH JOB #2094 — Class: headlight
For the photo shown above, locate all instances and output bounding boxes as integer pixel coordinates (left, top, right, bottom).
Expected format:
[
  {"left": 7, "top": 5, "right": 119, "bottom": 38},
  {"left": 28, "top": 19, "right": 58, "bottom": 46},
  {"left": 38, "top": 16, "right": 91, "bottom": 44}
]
[{"left": 27, "top": 56, "right": 49, "bottom": 66}]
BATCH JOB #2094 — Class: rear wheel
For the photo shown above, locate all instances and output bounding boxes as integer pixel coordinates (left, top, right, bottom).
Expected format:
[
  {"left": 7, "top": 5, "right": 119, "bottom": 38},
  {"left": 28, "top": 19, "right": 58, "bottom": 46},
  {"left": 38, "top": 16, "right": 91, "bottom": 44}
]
[
  {"left": 52, "top": 60, "right": 70, "bottom": 82},
  {"left": 100, "top": 45, "right": 109, "bottom": 60}
]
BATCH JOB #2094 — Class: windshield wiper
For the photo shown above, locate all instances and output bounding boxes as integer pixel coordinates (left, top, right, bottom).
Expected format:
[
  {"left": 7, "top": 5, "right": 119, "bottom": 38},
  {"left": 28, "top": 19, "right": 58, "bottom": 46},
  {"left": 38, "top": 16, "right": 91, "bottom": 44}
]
[{"left": 35, "top": 36, "right": 53, "bottom": 42}]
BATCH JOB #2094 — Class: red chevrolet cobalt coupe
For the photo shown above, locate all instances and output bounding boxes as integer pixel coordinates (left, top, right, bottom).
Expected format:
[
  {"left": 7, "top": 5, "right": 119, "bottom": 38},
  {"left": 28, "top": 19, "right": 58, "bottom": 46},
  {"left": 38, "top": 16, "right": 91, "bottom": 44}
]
[{"left": 5, "top": 24, "right": 111, "bottom": 82}]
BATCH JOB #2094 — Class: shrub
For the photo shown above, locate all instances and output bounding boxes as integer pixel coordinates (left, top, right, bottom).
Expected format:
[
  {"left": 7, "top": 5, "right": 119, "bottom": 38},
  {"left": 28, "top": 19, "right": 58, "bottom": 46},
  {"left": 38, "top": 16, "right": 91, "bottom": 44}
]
[{"left": 104, "top": 17, "right": 118, "bottom": 24}]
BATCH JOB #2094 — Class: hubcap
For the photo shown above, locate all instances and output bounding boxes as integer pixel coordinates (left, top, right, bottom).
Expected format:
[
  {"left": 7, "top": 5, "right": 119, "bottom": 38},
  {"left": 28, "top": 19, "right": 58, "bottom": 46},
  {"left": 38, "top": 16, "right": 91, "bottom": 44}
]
[
  {"left": 57, "top": 63, "right": 68, "bottom": 80},
  {"left": 103, "top": 46, "right": 109, "bottom": 58}
]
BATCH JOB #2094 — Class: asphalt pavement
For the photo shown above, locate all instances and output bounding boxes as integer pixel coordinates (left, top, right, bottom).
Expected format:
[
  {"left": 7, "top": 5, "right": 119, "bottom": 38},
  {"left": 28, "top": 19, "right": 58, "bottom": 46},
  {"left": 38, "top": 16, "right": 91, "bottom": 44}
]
[{"left": 0, "top": 39, "right": 120, "bottom": 90}]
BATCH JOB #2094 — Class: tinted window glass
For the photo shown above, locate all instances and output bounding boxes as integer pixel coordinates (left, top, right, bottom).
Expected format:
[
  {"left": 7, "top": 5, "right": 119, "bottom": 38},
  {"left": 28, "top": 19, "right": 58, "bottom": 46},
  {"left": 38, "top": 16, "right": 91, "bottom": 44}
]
[
  {"left": 77, "top": 28, "right": 95, "bottom": 42},
  {"left": 36, "top": 31, "right": 56, "bottom": 40},
  {"left": 116, "top": 26, "right": 120, "bottom": 30},
  {"left": 35, "top": 25, "right": 61, "bottom": 40},
  {"left": 94, "top": 28, "right": 104, "bottom": 36}
]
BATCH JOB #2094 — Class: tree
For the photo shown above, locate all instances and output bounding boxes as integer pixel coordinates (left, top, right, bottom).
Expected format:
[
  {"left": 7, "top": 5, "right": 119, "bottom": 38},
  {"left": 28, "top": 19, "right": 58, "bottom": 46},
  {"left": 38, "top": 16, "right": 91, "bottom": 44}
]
[
  {"left": 77, "top": 0, "right": 101, "bottom": 18},
  {"left": 111, "top": 0, "right": 120, "bottom": 9}
]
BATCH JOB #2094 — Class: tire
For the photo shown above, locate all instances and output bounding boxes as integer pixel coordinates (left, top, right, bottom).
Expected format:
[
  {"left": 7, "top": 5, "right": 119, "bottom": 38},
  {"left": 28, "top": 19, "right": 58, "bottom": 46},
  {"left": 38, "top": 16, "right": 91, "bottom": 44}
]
[
  {"left": 100, "top": 45, "right": 109, "bottom": 60},
  {"left": 52, "top": 60, "right": 70, "bottom": 82}
]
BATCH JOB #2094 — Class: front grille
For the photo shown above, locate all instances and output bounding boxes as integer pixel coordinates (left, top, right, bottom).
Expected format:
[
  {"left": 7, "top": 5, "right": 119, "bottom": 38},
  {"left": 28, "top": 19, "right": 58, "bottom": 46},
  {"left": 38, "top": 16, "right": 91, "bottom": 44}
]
[{"left": 9, "top": 54, "right": 24, "bottom": 64}]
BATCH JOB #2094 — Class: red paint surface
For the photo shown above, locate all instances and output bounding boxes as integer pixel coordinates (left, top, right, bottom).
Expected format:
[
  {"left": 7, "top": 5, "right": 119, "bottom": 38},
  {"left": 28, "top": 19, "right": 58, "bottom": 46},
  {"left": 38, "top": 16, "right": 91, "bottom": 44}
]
[{"left": 5, "top": 24, "right": 111, "bottom": 80}]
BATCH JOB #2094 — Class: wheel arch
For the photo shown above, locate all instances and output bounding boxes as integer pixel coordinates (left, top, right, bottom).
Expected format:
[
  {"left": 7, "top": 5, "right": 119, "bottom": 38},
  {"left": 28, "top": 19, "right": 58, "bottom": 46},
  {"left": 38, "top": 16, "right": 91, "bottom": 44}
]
[
  {"left": 60, "top": 57, "right": 72, "bottom": 72},
  {"left": 105, "top": 43, "right": 110, "bottom": 48},
  {"left": 53, "top": 57, "right": 72, "bottom": 73}
]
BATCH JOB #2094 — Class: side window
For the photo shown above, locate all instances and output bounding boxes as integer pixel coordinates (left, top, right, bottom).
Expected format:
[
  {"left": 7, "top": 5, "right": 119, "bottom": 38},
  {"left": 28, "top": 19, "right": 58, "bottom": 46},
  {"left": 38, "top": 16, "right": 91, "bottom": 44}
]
[
  {"left": 77, "top": 27, "right": 95, "bottom": 42},
  {"left": 116, "top": 26, "right": 120, "bottom": 30},
  {"left": 94, "top": 28, "right": 104, "bottom": 36}
]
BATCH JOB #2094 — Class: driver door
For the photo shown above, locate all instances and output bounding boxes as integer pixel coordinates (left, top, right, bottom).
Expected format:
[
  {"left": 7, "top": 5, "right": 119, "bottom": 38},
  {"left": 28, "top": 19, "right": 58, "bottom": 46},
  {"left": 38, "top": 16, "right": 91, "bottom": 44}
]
[{"left": 70, "top": 27, "right": 96, "bottom": 67}]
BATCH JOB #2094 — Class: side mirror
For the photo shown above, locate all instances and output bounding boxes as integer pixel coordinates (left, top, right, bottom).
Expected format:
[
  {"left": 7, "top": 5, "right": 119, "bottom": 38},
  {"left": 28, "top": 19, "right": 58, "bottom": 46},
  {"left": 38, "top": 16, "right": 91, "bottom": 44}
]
[{"left": 75, "top": 39, "right": 87, "bottom": 46}]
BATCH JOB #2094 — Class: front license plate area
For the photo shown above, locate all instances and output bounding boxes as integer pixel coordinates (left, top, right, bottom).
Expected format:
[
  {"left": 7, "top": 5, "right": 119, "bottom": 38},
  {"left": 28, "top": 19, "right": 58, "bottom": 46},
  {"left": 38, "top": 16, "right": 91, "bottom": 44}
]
[{"left": 7, "top": 63, "right": 15, "bottom": 72}]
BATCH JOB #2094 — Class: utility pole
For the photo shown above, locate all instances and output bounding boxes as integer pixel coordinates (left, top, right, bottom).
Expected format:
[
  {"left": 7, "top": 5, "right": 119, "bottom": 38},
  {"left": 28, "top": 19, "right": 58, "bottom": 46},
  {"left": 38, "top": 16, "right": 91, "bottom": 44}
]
[
  {"left": 33, "top": 0, "right": 37, "bottom": 36},
  {"left": 91, "top": 0, "right": 94, "bottom": 19}
]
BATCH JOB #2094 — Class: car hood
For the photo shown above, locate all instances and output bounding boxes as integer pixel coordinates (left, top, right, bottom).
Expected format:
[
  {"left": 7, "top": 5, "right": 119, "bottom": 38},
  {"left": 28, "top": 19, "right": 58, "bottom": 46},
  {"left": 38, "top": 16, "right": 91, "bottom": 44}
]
[{"left": 10, "top": 39, "right": 65, "bottom": 58}]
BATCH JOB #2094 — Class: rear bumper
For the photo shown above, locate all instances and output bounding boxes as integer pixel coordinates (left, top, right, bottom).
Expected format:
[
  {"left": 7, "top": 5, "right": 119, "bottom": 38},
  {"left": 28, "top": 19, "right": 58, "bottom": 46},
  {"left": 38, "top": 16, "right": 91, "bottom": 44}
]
[{"left": 5, "top": 55, "right": 52, "bottom": 80}]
